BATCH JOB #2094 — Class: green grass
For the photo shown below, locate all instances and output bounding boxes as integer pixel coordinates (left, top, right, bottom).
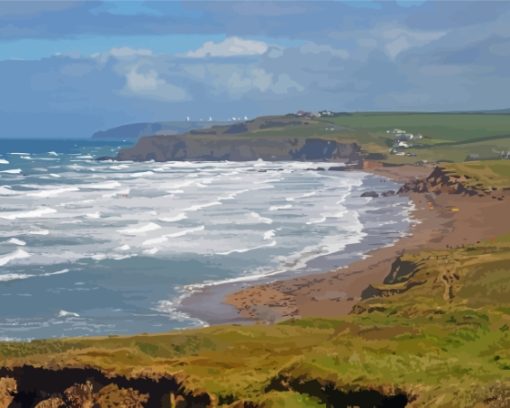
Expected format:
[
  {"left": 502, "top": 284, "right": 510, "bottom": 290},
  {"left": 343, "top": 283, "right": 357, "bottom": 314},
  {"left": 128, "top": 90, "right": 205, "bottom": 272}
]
[
  {"left": 322, "top": 113, "right": 510, "bottom": 142},
  {"left": 207, "top": 112, "right": 510, "bottom": 164},
  {"left": 320, "top": 113, "right": 510, "bottom": 164},
  {"left": 440, "top": 160, "right": 510, "bottom": 190},
  {"left": 2, "top": 233, "right": 510, "bottom": 407}
]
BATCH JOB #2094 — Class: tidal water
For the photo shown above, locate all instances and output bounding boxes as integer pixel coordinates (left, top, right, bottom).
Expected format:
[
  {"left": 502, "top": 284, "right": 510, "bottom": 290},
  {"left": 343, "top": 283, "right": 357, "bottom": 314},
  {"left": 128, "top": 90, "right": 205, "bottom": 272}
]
[{"left": 0, "top": 139, "right": 412, "bottom": 339}]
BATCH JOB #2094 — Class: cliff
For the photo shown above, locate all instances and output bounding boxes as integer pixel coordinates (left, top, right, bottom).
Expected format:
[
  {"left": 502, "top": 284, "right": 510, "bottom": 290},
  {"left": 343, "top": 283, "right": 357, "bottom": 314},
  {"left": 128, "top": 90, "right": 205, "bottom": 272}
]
[
  {"left": 398, "top": 165, "right": 481, "bottom": 195},
  {"left": 116, "top": 135, "right": 362, "bottom": 163}
]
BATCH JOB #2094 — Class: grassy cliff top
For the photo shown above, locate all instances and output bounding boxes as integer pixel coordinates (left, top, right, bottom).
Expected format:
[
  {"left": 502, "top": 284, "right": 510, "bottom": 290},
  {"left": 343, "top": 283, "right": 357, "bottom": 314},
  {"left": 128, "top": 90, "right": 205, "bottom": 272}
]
[
  {"left": 441, "top": 160, "right": 510, "bottom": 190},
  {"left": 158, "top": 112, "right": 510, "bottom": 165}
]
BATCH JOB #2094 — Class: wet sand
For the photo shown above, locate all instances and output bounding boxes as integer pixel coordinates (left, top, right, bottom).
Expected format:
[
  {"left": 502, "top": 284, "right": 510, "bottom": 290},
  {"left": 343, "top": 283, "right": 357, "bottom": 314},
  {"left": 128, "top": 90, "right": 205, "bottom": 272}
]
[{"left": 223, "top": 164, "right": 510, "bottom": 321}]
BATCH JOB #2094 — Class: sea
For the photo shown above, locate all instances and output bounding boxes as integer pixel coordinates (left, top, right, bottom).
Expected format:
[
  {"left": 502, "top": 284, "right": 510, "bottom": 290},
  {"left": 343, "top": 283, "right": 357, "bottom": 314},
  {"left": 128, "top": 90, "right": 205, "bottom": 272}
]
[{"left": 0, "top": 139, "right": 413, "bottom": 340}]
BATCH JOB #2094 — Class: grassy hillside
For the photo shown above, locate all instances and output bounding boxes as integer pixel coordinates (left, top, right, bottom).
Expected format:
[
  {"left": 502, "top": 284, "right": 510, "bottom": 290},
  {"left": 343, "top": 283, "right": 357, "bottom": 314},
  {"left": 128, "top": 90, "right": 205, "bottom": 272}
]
[
  {"left": 316, "top": 113, "right": 510, "bottom": 164},
  {"left": 113, "top": 112, "right": 510, "bottom": 165},
  {"left": 191, "top": 112, "right": 510, "bottom": 165},
  {"left": 2, "top": 229, "right": 510, "bottom": 406}
]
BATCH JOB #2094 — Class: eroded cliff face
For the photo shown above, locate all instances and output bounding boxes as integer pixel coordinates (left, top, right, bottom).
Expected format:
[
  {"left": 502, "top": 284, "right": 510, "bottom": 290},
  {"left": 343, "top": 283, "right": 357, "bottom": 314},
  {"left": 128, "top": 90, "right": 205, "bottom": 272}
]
[
  {"left": 0, "top": 367, "right": 410, "bottom": 408},
  {"left": 398, "top": 166, "right": 480, "bottom": 196},
  {"left": 116, "top": 135, "right": 362, "bottom": 164},
  {"left": 0, "top": 366, "right": 213, "bottom": 408}
]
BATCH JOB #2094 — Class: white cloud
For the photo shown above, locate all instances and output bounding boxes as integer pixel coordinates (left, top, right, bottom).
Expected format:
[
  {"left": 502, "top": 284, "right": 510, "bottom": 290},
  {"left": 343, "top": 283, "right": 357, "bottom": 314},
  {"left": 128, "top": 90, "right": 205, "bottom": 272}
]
[
  {"left": 186, "top": 37, "right": 269, "bottom": 58},
  {"left": 227, "top": 67, "right": 273, "bottom": 94},
  {"left": 122, "top": 66, "right": 189, "bottom": 102},
  {"left": 272, "top": 73, "right": 305, "bottom": 94},
  {"left": 207, "top": 66, "right": 303, "bottom": 97},
  {"left": 380, "top": 26, "right": 446, "bottom": 59}
]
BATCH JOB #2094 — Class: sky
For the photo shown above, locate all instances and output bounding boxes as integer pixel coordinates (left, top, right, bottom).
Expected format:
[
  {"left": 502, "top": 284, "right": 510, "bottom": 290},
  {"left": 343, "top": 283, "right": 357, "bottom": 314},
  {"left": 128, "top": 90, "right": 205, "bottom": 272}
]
[{"left": 0, "top": 0, "right": 509, "bottom": 138}]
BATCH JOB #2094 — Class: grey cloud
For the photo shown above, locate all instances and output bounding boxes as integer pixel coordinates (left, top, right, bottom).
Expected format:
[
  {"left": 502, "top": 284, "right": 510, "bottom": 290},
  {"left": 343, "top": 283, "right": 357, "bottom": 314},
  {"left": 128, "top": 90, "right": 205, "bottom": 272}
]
[{"left": 1, "top": 1, "right": 510, "bottom": 138}]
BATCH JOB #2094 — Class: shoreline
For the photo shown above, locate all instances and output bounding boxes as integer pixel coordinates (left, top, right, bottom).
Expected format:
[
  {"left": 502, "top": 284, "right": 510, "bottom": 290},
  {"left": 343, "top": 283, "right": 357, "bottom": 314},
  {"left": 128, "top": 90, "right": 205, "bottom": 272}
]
[
  {"left": 190, "top": 162, "right": 510, "bottom": 323},
  {"left": 180, "top": 163, "right": 432, "bottom": 324}
]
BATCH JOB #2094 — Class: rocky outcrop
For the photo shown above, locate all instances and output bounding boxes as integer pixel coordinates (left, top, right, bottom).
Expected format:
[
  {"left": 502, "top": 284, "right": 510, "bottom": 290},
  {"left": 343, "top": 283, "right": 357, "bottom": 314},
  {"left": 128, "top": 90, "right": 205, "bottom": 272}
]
[
  {"left": 381, "top": 190, "right": 395, "bottom": 197},
  {"left": 361, "top": 191, "right": 379, "bottom": 198},
  {"left": 116, "top": 135, "right": 362, "bottom": 164},
  {"left": 359, "top": 257, "right": 424, "bottom": 301},
  {"left": 0, "top": 377, "right": 16, "bottom": 407},
  {"left": 0, "top": 366, "right": 211, "bottom": 408},
  {"left": 398, "top": 166, "right": 479, "bottom": 196},
  {"left": 32, "top": 382, "right": 149, "bottom": 408}
]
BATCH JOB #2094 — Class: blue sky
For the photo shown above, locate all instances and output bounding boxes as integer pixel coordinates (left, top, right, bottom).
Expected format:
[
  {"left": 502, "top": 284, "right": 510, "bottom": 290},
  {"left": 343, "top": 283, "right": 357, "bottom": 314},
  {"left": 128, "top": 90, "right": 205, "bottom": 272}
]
[{"left": 0, "top": 0, "right": 509, "bottom": 138}]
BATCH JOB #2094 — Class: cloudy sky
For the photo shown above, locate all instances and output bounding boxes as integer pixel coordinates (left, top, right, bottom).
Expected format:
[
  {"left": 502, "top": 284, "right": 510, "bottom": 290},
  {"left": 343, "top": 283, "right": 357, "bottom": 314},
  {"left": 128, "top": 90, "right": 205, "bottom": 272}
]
[{"left": 1, "top": 1, "right": 509, "bottom": 138}]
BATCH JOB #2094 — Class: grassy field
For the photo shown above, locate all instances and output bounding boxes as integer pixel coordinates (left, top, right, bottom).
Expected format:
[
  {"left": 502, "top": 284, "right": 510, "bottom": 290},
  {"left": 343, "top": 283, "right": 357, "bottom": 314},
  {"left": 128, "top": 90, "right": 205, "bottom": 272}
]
[
  {"left": 204, "top": 112, "right": 510, "bottom": 165},
  {"left": 318, "top": 113, "right": 510, "bottom": 164},
  {"left": 321, "top": 112, "right": 510, "bottom": 142},
  {"left": 2, "top": 230, "right": 510, "bottom": 407}
]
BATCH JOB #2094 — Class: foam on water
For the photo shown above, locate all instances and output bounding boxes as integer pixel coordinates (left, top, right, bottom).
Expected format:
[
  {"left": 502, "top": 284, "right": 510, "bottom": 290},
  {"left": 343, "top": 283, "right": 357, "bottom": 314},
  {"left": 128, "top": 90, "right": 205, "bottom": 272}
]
[
  {"left": 1, "top": 168, "right": 22, "bottom": 174},
  {"left": 0, "top": 143, "right": 412, "bottom": 339},
  {"left": 7, "top": 238, "right": 26, "bottom": 246},
  {"left": 0, "top": 186, "right": 17, "bottom": 195},
  {"left": 82, "top": 180, "right": 121, "bottom": 190},
  {"left": 263, "top": 230, "right": 275, "bottom": 240},
  {"left": 0, "top": 207, "right": 57, "bottom": 220},
  {"left": 27, "top": 186, "right": 79, "bottom": 198},
  {"left": 159, "top": 213, "right": 187, "bottom": 223},
  {"left": 217, "top": 240, "right": 277, "bottom": 256},
  {"left": 269, "top": 204, "right": 293, "bottom": 211},
  {"left": 57, "top": 310, "right": 80, "bottom": 318},
  {"left": 119, "top": 222, "right": 161, "bottom": 235},
  {"left": 0, "top": 248, "right": 30, "bottom": 267},
  {"left": 249, "top": 212, "right": 273, "bottom": 224},
  {"left": 26, "top": 229, "right": 50, "bottom": 236}
]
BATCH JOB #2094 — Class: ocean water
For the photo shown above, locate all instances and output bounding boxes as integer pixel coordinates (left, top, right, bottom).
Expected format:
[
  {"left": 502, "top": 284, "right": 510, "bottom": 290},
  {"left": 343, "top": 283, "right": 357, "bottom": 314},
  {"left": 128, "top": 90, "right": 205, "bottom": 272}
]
[{"left": 0, "top": 139, "right": 412, "bottom": 340}]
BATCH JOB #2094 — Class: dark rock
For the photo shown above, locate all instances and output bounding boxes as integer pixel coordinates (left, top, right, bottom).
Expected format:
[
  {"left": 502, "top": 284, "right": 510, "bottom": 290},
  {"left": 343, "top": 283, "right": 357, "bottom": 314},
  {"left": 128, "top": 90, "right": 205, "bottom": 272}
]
[
  {"left": 398, "top": 166, "right": 479, "bottom": 196},
  {"left": 0, "top": 377, "right": 17, "bottom": 407},
  {"left": 381, "top": 190, "right": 396, "bottom": 197},
  {"left": 361, "top": 191, "right": 379, "bottom": 198},
  {"left": 116, "top": 135, "right": 362, "bottom": 163}
]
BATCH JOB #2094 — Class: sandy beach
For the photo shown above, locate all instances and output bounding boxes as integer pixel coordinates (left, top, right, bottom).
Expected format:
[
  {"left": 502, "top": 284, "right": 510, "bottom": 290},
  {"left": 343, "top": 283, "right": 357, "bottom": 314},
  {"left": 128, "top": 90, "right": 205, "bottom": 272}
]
[{"left": 223, "top": 164, "right": 510, "bottom": 321}]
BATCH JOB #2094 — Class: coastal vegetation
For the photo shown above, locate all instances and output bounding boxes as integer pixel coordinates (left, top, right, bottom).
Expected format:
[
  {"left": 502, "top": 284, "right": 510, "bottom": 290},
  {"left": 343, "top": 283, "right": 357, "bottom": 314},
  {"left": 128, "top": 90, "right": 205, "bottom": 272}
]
[
  {"left": 1, "top": 160, "right": 510, "bottom": 407},
  {"left": 115, "top": 112, "right": 510, "bottom": 166},
  {"left": 3, "top": 117, "right": 510, "bottom": 406}
]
